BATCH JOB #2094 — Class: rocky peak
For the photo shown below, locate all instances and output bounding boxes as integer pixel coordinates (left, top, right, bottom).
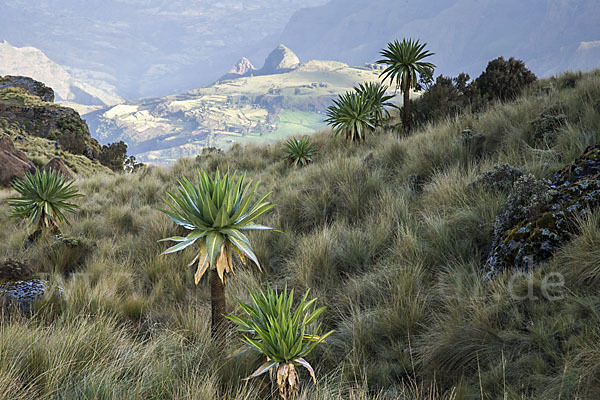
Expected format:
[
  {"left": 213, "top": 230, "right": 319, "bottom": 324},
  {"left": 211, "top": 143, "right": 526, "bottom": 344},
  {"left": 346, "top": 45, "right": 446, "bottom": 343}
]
[
  {"left": 229, "top": 57, "right": 255, "bottom": 76},
  {"left": 259, "top": 44, "right": 300, "bottom": 74},
  {"left": 218, "top": 57, "right": 257, "bottom": 82},
  {"left": 219, "top": 45, "right": 300, "bottom": 82}
]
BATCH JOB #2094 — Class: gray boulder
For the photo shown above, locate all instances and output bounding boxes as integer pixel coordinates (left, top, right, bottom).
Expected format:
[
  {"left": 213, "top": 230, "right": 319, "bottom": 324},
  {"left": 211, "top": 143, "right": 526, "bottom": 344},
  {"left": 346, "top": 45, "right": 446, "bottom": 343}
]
[
  {"left": 0, "top": 279, "right": 58, "bottom": 313},
  {"left": 0, "top": 133, "right": 36, "bottom": 186}
]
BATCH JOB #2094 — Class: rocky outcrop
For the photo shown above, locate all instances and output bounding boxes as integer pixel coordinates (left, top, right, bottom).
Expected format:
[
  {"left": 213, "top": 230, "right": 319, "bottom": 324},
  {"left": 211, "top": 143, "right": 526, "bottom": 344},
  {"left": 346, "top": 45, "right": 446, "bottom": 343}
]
[
  {"left": 0, "top": 279, "right": 53, "bottom": 313},
  {"left": 0, "top": 258, "right": 52, "bottom": 315},
  {"left": 259, "top": 44, "right": 300, "bottom": 75},
  {"left": 0, "top": 101, "right": 90, "bottom": 142},
  {"left": 219, "top": 57, "right": 256, "bottom": 81},
  {"left": 0, "top": 75, "right": 54, "bottom": 102},
  {"left": 485, "top": 145, "right": 600, "bottom": 277},
  {"left": 231, "top": 57, "right": 255, "bottom": 75},
  {"left": 0, "top": 133, "right": 30, "bottom": 163},
  {"left": 471, "top": 164, "right": 524, "bottom": 193},
  {"left": 0, "top": 259, "right": 34, "bottom": 282},
  {"left": 0, "top": 133, "right": 36, "bottom": 186},
  {"left": 0, "top": 83, "right": 95, "bottom": 157},
  {"left": 0, "top": 258, "right": 65, "bottom": 314},
  {"left": 43, "top": 157, "right": 74, "bottom": 180}
]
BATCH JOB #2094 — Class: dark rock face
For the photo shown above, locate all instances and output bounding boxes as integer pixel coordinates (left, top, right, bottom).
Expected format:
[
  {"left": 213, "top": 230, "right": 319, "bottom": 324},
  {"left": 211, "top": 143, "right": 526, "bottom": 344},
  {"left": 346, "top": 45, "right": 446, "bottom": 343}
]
[
  {"left": 471, "top": 164, "right": 524, "bottom": 193},
  {"left": 0, "top": 103, "right": 90, "bottom": 143},
  {"left": 485, "top": 145, "right": 600, "bottom": 277},
  {"left": 0, "top": 133, "right": 36, "bottom": 186},
  {"left": 43, "top": 157, "right": 74, "bottom": 180},
  {"left": 0, "top": 259, "right": 34, "bottom": 282},
  {"left": 0, "top": 75, "right": 55, "bottom": 102}
]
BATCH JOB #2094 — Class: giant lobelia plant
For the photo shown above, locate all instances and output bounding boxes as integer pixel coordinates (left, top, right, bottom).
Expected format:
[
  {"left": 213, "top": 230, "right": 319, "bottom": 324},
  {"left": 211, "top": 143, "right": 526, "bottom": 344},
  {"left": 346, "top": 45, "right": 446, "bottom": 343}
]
[
  {"left": 7, "top": 169, "right": 82, "bottom": 240},
  {"left": 227, "top": 285, "right": 333, "bottom": 400},
  {"left": 325, "top": 91, "right": 376, "bottom": 142},
  {"left": 377, "top": 38, "right": 436, "bottom": 132},
  {"left": 160, "top": 169, "right": 274, "bottom": 336},
  {"left": 354, "top": 81, "right": 395, "bottom": 126}
]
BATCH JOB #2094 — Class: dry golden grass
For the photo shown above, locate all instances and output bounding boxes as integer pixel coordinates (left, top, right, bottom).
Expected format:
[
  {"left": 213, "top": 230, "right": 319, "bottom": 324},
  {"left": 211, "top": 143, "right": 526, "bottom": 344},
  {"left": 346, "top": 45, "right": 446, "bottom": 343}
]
[{"left": 0, "top": 69, "right": 599, "bottom": 399}]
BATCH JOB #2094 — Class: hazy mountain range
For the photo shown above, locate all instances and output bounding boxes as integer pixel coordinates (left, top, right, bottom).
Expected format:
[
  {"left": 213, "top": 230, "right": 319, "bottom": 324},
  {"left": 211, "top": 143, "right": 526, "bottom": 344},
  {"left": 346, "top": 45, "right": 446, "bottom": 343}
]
[
  {"left": 0, "top": 0, "right": 328, "bottom": 99},
  {"left": 0, "top": 41, "right": 122, "bottom": 107},
  {"left": 1, "top": 0, "right": 598, "bottom": 101},
  {"left": 89, "top": 45, "right": 394, "bottom": 165},
  {"left": 276, "top": 0, "right": 600, "bottom": 79}
]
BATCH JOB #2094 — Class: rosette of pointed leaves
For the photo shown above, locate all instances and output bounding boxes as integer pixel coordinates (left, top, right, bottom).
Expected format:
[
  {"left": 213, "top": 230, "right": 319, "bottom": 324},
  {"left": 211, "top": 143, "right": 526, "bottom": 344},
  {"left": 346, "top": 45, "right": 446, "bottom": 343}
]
[
  {"left": 354, "top": 82, "right": 395, "bottom": 125},
  {"left": 325, "top": 91, "right": 375, "bottom": 142},
  {"left": 7, "top": 169, "right": 82, "bottom": 232},
  {"left": 160, "top": 169, "right": 274, "bottom": 284},
  {"left": 283, "top": 136, "right": 317, "bottom": 167},
  {"left": 377, "top": 38, "right": 436, "bottom": 93},
  {"left": 227, "top": 286, "right": 333, "bottom": 400},
  {"left": 377, "top": 38, "right": 436, "bottom": 132}
]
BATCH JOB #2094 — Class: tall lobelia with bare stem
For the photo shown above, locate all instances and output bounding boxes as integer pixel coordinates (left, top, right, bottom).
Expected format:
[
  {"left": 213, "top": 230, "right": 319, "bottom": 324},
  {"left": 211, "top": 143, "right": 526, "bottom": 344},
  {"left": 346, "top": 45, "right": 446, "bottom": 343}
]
[
  {"left": 377, "top": 38, "right": 436, "bottom": 133},
  {"left": 160, "top": 169, "right": 274, "bottom": 337}
]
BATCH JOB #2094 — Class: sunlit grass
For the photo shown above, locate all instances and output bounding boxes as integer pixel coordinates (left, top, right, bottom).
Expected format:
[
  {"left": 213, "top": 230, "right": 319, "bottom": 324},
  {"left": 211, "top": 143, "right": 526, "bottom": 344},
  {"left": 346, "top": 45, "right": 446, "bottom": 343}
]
[{"left": 0, "top": 69, "right": 599, "bottom": 399}]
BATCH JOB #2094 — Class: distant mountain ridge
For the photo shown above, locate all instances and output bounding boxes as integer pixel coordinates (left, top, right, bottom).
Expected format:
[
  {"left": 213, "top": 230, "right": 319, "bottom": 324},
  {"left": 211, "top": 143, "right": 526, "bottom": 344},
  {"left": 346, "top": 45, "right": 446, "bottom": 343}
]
[
  {"left": 0, "top": 41, "right": 122, "bottom": 107},
  {"left": 272, "top": 0, "right": 600, "bottom": 78},
  {"left": 0, "top": 0, "right": 329, "bottom": 99},
  {"left": 89, "top": 44, "right": 398, "bottom": 165},
  {"left": 219, "top": 44, "right": 301, "bottom": 81},
  {"left": 2, "top": 0, "right": 597, "bottom": 100}
]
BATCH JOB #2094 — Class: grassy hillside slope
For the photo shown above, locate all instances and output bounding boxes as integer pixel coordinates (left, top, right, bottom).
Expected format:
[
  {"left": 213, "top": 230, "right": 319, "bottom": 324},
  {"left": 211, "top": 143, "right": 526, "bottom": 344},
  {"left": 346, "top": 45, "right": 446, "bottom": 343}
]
[{"left": 0, "top": 70, "right": 599, "bottom": 399}]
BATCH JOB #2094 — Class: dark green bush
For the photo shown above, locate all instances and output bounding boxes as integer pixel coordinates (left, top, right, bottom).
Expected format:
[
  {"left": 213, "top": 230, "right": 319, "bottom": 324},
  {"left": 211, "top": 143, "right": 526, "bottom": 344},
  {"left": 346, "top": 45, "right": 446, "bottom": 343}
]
[
  {"left": 99, "top": 141, "right": 128, "bottom": 171},
  {"left": 474, "top": 56, "right": 537, "bottom": 102},
  {"left": 57, "top": 130, "right": 87, "bottom": 155},
  {"left": 411, "top": 73, "right": 477, "bottom": 125},
  {"left": 411, "top": 57, "right": 536, "bottom": 127},
  {"left": 56, "top": 116, "right": 89, "bottom": 155},
  {"left": 530, "top": 106, "right": 568, "bottom": 145}
]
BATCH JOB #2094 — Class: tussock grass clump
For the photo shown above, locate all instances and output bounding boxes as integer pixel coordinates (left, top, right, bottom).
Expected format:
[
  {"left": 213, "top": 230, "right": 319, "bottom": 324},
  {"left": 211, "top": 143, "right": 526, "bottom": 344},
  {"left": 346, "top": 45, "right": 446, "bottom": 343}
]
[{"left": 0, "top": 69, "right": 599, "bottom": 398}]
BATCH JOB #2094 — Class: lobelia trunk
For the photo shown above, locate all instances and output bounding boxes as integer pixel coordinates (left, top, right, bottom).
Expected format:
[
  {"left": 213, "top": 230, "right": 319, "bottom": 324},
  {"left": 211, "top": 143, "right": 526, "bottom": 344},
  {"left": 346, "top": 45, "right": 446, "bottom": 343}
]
[
  {"left": 210, "top": 268, "right": 227, "bottom": 338},
  {"left": 403, "top": 78, "right": 411, "bottom": 133}
]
